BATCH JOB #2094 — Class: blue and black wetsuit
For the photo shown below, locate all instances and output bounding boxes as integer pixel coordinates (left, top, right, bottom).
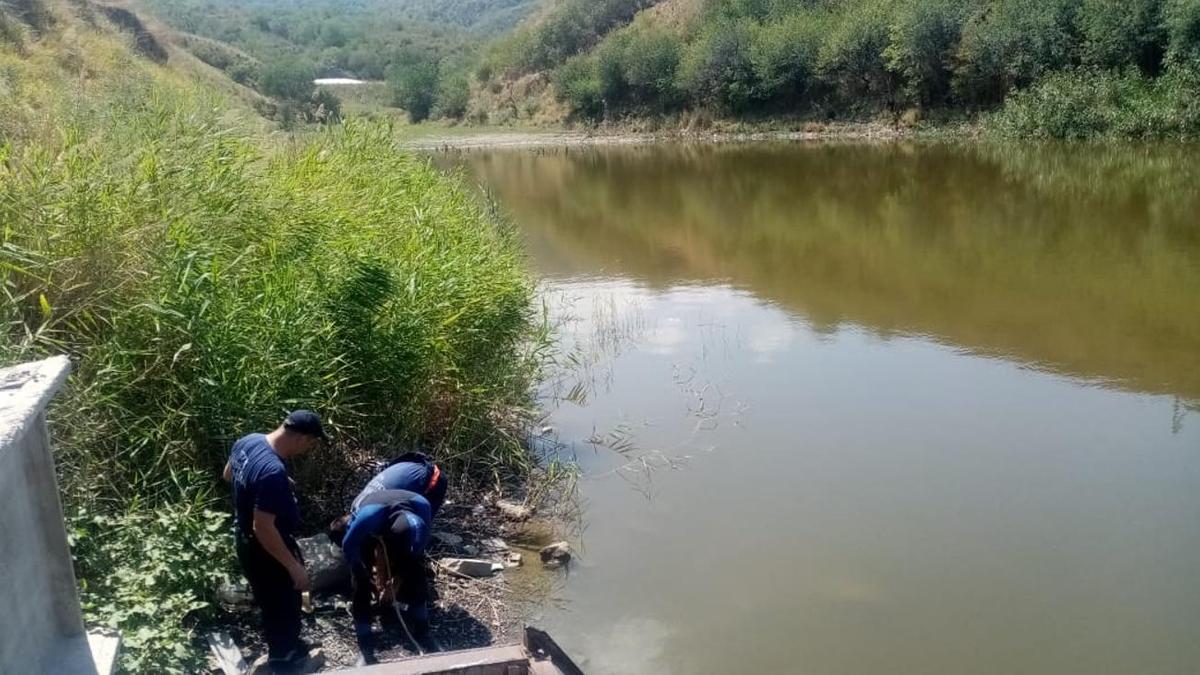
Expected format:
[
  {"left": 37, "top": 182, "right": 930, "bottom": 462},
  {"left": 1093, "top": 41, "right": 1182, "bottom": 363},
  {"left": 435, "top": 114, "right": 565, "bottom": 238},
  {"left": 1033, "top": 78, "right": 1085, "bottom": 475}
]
[
  {"left": 341, "top": 489, "right": 434, "bottom": 654},
  {"left": 352, "top": 452, "right": 447, "bottom": 518}
]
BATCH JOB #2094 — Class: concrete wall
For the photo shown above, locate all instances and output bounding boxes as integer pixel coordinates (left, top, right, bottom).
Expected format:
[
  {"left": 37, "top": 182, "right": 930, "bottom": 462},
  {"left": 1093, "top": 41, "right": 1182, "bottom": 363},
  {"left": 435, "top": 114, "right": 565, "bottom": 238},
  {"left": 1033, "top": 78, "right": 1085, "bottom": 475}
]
[{"left": 0, "top": 356, "right": 102, "bottom": 674}]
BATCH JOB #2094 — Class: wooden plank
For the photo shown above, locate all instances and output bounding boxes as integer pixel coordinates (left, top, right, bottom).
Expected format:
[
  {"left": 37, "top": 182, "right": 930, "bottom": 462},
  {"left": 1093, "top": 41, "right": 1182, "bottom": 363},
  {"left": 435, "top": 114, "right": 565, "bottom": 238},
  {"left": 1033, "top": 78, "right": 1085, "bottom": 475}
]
[{"left": 335, "top": 644, "right": 529, "bottom": 675}]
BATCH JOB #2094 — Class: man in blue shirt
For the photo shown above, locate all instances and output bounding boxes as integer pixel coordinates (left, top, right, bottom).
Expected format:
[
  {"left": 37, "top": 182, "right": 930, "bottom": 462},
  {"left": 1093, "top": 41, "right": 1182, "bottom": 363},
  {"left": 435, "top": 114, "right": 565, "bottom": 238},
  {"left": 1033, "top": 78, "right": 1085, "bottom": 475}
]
[
  {"left": 224, "top": 410, "right": 328, "bottom": 673},
  {"left": 352, "top": 451, "right": 447, "bottom": 517},
  {"left": 331, "top": 489, "right": 434, "bottom": 664}
]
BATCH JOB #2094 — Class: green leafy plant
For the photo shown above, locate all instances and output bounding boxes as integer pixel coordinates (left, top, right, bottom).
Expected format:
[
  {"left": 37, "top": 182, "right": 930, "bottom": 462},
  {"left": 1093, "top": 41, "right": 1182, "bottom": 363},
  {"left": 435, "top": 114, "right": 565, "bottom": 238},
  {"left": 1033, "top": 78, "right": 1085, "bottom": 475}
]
[
  {"left": 69, "top": 504, "right": 235, "bottom": 674},
  {"left": 987, "top": 65, "right": 1200, "bottom": 138}
]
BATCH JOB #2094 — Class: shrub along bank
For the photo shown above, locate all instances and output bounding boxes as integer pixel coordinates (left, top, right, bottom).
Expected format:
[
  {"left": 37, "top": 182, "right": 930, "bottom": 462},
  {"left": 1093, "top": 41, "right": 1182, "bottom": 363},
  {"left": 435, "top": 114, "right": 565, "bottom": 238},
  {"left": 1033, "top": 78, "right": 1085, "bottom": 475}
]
[
  {"left": 476, "top": 0, "right": 1200, "bottom": 138},
  {"left": 1, "top": 3, "right": 539, "bottom": 672}
]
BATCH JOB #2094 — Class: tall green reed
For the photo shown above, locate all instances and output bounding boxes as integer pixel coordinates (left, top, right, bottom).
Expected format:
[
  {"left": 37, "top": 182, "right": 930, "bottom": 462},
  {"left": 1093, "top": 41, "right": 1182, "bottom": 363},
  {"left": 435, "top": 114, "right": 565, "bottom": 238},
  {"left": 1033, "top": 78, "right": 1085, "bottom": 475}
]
[{"left": 2, "top": 12, "right": 540, "bottom": 670}]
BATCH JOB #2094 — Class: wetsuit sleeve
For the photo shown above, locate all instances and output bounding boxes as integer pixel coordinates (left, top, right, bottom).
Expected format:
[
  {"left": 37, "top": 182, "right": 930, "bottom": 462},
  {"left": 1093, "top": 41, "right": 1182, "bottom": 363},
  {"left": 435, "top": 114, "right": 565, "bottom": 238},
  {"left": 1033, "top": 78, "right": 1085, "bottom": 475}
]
[
  {"left": 408, "top": 494, "right": 432, "bottom": 527},
  {"left": 342, "top": 504, "right": 387, "bottom": 568},
  {"left": 408, "top": 512, "right": 429, "bottom": 555},
  {"left": 405, "top": 495, "right": 432, "bottom": 554}
]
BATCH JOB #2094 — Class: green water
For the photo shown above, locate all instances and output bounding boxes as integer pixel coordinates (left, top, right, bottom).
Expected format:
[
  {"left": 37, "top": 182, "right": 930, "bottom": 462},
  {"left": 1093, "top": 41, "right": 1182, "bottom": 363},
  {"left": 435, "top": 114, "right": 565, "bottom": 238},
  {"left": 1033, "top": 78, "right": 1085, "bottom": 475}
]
[{"left": 448, "top": 141, "right": 1200, "bottom": 675}]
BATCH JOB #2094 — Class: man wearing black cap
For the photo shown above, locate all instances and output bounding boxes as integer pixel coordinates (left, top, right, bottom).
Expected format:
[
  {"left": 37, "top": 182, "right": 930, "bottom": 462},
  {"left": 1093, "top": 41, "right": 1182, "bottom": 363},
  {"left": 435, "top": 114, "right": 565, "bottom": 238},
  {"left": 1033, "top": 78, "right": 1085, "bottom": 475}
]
[{"left": 223, "top": 410, "right": 329, "bottom": 673}]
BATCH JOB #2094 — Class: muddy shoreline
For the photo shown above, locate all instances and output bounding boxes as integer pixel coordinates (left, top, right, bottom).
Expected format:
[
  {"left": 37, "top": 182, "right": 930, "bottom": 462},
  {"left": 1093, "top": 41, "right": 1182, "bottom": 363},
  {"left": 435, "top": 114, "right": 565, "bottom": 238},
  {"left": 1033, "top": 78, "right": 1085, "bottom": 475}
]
[{"left": 402, "top": 121, "right": 926, "bottom": 151}]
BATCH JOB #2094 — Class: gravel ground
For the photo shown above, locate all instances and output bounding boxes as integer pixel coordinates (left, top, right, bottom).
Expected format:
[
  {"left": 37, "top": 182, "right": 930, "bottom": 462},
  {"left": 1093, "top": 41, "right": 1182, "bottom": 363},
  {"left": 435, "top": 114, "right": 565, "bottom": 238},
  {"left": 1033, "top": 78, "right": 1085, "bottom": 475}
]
[{"left": 201, "top": 495, "right": 559, "bottom": 672}]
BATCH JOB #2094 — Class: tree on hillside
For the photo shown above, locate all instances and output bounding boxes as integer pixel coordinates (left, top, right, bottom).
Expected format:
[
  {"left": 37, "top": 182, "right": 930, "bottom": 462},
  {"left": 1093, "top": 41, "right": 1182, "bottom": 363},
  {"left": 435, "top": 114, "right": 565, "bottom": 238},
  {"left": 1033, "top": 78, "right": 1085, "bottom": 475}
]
[
  {"left": 259, "top": 57, "right": 315, "bottom": 101},
  {"left": 434, "top": 70, "right": 471, "bottom": 119},
  {"left": 1165, "top": 0, "right": 1200, "bottom": 67},
  {"left": 680, "top": 20, "right": 757, "bottom": 113},
  {"left": 388, "top": 51, "right": 440, "bottom": 122},
  {"left": 1077, "top": 0, "right": 1166, "bottom": 74},
  {"left": 885, "top": 0, "right": 973, "bottom": 106},
  {"left": 954, "top": 0, "right": 1081, "bottom": 105}
]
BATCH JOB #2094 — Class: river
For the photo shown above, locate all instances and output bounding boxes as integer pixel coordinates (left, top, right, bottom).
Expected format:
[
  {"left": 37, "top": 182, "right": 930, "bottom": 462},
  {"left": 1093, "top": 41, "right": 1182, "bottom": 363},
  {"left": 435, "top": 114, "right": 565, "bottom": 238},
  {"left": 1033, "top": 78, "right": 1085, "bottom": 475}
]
[{"left": 444, "top": 141, "right": 1200, "bottom": 675}]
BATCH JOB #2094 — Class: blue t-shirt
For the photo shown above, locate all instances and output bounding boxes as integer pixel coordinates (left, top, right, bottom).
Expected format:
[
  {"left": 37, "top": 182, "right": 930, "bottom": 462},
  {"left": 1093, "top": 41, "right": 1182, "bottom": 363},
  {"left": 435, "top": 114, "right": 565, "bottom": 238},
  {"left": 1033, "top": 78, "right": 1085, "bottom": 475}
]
[
  {"left": 342, "top": 489, "right": 431, "bottom": 567},
  {"left": 229, "top": 433, "right": 299, "bottom": 540},
  {"left": 352, "top": 461, "right": 444, "bottom": 516}
]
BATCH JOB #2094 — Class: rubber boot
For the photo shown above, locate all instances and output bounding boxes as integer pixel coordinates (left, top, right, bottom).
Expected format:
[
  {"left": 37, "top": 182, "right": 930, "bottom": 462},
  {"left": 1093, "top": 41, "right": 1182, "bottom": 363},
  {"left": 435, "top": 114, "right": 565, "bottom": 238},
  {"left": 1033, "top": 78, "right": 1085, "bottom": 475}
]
[
  {"left": 354, "top": 620, "right": 377, "bottom": 666},
  {"left": 404, "top": 609, "right": 439, "bottom": 653}
]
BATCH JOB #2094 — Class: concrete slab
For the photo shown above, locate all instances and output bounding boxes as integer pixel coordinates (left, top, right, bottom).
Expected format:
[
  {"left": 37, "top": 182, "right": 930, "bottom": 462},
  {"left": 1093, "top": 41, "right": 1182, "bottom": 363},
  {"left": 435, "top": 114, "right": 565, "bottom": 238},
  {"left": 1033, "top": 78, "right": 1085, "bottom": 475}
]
[
  {"left": 0, "top": 355, "right": 115, "bottom": 675},
  {"left": 0, "top": 355, "right": 71, "bottom": 448},
  {"left": 87, "top": 630, "right": 121, "bottom": 675}
]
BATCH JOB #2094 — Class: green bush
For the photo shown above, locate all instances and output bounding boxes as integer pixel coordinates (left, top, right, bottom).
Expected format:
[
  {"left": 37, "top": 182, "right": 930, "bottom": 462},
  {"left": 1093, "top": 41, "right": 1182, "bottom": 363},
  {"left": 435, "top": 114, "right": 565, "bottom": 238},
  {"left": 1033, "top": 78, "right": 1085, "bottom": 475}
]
[
  {"left": 553, "top": 54, "right": 605, "bottom": 119},
  {"left": 885, "top": 0, "right": 972, "bottom": 106},
  {"left": 954, "top": 0, "right": 1083, "bottom": 105},
  {"left": 226, "top": 58, "right": 259, "bottom": 86},
  {"left": 817, "top": 1, "right": 897, "bottom": 107},
  {"left": 70, "top": 504, "right": 234, "bottom": 674},
  {"left": 1077, "top": 0, "right": 1165, "bottom": 73},
  {"left": 593, "top": 25, "right": 684, "bottom": 112},
  {"left": 625, "top": 28, "right": 685, "bottom": 107},
  {"left": 387, "top": 50, "right": 440, "bottom": 122},
  {"left": 311, "top": 86, "right": 342, "bottom": 122},
  {"left": 434, "top": 69, "right": 471, "bottom": 119},
  {"left": 1165, "top": 0, "right": 1200, "bottom": 66},
  {"left": 703, "top": 0, "right": 778, "bottom": 22},
  {"left": 500, "top": 0, "right": 654, "bottom": 74},
  {"left": 988, "top": 65, "right": 1200, "bottom": 138},
  {"left": 987, "top": 68, "right": 1116, "bottom": 138},
  {"left": 680, "top": 19, "right": 757, "bottom": 113},
  {"left": 747, "top": 10, "right": 825, "bottom": 104},
  {"left": 259, "top": 56, "right": 315, "bottom": 100},
  {"left": 0, "top": 11, "right": 27, "bottom": 50}
]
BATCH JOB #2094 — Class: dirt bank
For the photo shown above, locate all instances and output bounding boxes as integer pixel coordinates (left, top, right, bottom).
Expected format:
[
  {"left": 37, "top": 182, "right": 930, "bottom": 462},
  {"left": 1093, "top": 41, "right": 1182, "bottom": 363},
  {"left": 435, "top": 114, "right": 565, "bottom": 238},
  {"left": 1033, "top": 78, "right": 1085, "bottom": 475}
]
[{"left": 402, "top": 121, "right": 922, "bottom": 151}]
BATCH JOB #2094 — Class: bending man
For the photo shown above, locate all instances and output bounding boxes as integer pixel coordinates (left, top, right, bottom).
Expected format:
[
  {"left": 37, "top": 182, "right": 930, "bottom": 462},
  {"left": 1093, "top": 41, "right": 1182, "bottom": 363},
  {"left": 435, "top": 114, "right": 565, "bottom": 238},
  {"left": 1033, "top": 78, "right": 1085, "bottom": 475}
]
[
  {"left": 353, "top": 451, "right": 447, "bottom": 518},
  {"left": 334, "top": 489, "right": 435, "bottom": 664}
]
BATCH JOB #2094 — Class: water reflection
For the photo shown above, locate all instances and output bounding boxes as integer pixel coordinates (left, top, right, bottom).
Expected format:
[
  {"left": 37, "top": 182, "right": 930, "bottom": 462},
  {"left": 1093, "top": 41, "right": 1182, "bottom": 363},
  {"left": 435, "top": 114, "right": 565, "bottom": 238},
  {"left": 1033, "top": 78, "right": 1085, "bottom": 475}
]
[
  {"left": 451, "top": 141, "right": 1200, "bottom": 405},
  {"left": 443, "top": 142, "right": 1200, "bottom": 675}
]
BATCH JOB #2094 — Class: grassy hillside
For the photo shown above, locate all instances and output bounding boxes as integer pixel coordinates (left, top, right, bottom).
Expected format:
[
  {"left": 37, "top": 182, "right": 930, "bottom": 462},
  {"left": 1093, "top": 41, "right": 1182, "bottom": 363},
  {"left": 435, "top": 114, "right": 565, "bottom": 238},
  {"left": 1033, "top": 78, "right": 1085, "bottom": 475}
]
[
  {"left": 0, "top": 1, "right": 539, "bottom": 671},
  {"left": 137, "top": 0, "right": 540, "bottom": 122},
  {"left": 470, "top": 0, "right": 1200, "bottom": 138}
]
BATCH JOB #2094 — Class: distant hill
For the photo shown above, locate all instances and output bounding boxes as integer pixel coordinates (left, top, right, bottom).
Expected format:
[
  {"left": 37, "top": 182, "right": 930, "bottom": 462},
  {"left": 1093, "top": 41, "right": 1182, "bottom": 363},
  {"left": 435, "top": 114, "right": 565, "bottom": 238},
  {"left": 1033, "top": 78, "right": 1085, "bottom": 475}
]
[
  {"left": 389, "top": 0, "right": 541, "bottom": 33},
  {"left": 140, "top": 0, "right": 540, "bottom": 80}
]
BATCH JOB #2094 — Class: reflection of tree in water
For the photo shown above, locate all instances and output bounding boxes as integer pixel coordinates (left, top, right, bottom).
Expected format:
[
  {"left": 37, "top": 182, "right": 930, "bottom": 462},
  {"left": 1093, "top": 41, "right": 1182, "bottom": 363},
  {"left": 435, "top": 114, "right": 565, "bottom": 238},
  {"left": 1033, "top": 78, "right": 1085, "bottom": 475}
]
[{"left": 457, "top": 142, "right": 1200, "bottom": 404}]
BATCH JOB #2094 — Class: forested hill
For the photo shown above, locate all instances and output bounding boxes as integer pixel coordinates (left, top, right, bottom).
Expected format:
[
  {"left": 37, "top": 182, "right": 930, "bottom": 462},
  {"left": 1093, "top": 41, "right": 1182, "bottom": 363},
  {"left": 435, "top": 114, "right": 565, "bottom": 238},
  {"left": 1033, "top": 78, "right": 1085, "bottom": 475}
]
[
  {"left": 142, "top": 0, "right": 538, "bottom": 80},
  {"left": 128, "top": 0, "right": 1200, "bottom": 137},
  {"left": 472, "top": 0, "right": 1200, "bottom": 138}
]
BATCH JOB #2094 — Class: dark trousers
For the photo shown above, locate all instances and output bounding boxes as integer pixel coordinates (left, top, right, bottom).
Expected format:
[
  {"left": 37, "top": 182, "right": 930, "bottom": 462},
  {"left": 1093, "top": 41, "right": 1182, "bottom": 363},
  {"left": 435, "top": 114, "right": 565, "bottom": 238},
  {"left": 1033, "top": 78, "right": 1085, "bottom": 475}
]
[
  {"left": 236, "top": 533, "right": 303, "bottom": 666},
  {"left": 350, "top": 535, "right": 430, "bottom": 627}
]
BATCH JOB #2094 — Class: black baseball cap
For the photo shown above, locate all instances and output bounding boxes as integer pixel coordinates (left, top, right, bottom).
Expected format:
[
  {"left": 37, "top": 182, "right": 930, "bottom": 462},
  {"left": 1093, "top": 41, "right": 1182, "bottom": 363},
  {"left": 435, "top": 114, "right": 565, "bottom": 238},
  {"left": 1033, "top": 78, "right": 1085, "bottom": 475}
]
[{"left": 283, "top": 409, "right": 330, "bottom": 441}]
